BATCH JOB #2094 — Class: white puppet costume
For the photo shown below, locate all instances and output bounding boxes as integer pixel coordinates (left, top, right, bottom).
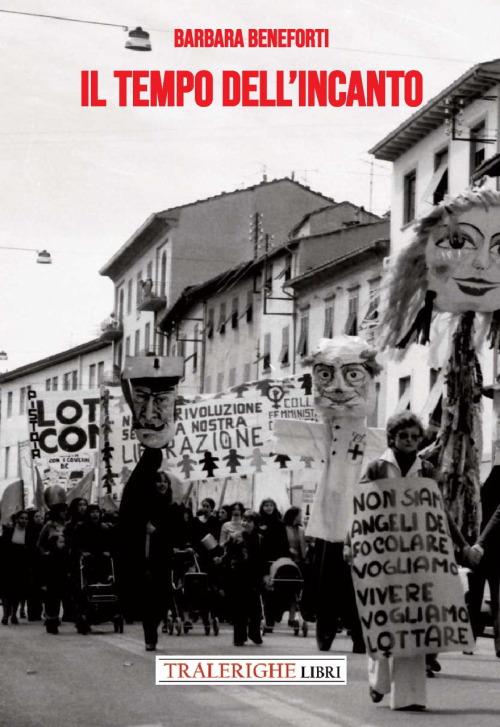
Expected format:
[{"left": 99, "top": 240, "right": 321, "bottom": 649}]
[{"left": 274, "top": 335, "right": 383, "bottom": 651}]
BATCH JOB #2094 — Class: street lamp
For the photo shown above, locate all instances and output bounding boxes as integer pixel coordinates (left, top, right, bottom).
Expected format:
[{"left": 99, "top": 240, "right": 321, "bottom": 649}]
[
  {"left": 0, "top": 246, "right": 52, "bottom": 264},
  {"left": 0, "top": 10, "right": 152, "bottom": 51}
]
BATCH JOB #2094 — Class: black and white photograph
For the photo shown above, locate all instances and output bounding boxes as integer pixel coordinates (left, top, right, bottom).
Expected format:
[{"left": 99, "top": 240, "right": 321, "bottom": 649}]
[{"left": 1, "top": 1, "right": 500, "bottom": 725}]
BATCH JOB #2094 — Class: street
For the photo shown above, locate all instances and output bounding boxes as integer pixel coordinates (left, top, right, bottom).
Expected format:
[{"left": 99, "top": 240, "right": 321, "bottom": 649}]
[{"left": 1, "top": 620, "right": 499, "bottom": 727}]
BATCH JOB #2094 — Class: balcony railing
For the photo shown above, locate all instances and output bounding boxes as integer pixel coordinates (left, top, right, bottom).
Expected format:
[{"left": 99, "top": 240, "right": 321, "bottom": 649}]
[
  {"left": 137, "top": 279, "right": 167, "bottom": 312},
  {"left": 100, "top": 315, "right": 123, "bottom": 342}
]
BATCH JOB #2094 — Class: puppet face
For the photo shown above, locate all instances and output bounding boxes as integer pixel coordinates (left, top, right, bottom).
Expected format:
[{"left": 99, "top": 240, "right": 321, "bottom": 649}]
[
  {"left": 426, "top": 206, "right": 500, "bottom": 312},
  {"left": 313, "top": 358, "right": 371, "bottom": 418},
  {"left": 130, "top": 383, "right": 176, "bottom": 448}
]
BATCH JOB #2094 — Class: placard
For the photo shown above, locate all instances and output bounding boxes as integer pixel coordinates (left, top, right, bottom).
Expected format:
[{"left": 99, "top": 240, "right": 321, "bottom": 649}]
[{"left": 350, "top": 476, "right": 474, "bottom": 658}]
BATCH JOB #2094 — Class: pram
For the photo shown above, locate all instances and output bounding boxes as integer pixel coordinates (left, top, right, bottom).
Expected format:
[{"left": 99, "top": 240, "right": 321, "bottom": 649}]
[
  {"left": 78, "top": 553, "right": 123, "bottom": 633},
  {"left": 164, "top": 551, "right": 219, "bottom": 636},
  {"left": 268, "top": 557, "right": 308, "bottom": 636}
]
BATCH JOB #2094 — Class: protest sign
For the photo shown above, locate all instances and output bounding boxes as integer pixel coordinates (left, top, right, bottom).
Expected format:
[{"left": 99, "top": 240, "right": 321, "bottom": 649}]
[
  {"left": 26, "top": 388, "right": 99, "bottom": 501},
  {"left": 350, "top": 477, "right": 474, "bottom": 658},
  {"left": 98, "top": 376, "right": 321, "bottom": 503}
]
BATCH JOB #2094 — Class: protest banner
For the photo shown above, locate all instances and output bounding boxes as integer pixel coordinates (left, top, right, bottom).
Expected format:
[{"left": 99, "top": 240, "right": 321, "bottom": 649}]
[
  {"left": 26, "top": 387, "right": 100, "bottom": 501},
  {"left": 98, "top": 376, "right": 321, "bottom": 504},
  {"left": 350, "top": 476, "right": 474, "bottom": 658}
]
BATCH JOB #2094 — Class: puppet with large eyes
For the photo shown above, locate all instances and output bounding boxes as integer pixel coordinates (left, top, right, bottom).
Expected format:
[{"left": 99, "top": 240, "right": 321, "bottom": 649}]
[
  {"left": 379, "top": 186, "right": 500, "bottom": 542},
  {"left": 274, "top": 335, "right": 383, "bottom": 651}
]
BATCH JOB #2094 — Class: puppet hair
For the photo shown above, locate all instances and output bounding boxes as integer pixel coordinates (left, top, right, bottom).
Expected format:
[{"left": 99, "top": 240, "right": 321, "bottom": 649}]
[{"left": 379, "top": 186, "right": 500, "bottom": 350}]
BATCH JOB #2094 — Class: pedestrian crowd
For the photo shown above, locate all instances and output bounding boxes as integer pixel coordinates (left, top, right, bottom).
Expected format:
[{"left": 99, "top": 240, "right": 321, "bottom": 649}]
[{"left": 0, "top": 493, "right": 313, "bottom": 650}]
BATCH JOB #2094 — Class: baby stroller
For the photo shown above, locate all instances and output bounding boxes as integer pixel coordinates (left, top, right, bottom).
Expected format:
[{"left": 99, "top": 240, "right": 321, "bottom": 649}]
[
  {"left": 165, "top": 551, "right": 219, "bottom": 636},
  {"left": 268, "top": 557, "right": 308, "bottom": 637},
  {"left": 78, "top": 553, "right": 123, "bottom": 634}
]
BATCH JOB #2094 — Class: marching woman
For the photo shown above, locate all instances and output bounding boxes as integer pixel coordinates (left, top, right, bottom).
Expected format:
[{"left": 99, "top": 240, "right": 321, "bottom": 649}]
[
  {"left": 353, "top": 412, "right": 432, "bottom": 711},
  {"left": 1, "top": 510, "right": 33, "bottom": 624}
]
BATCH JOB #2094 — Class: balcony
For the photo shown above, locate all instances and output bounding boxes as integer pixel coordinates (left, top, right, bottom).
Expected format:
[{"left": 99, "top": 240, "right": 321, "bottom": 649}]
[
  {"left": 137, "top": 279, "right": 167, "bottom": 312},
  {"left": 100, "top": 314, "right": 123, "bottom": 342}
]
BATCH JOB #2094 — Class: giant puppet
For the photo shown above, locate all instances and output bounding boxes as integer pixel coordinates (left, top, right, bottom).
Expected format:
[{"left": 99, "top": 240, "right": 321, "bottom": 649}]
[
  {"left": 379, "top": 185, "right": 500, "bottom": 542},
  {"left": 274, "top": 335, "right": 383, "bottom": 650},
  {"left": 118, "top": 355, "right": 184, "bottom": 620}
]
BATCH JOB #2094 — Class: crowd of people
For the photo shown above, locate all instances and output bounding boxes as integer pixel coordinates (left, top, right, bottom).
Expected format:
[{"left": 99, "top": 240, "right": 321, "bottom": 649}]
[{"left": 0, "top": 493, "right": 311, "bottom": 650}]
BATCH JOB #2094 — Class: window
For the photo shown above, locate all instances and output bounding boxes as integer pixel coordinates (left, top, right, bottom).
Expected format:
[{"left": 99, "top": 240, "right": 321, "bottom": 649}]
[
  {"left": 4, "top": 446, "right": 10, "bottom": 478},
  {"left": 146, "top": 261, "right": 153, "bottom": 283},
  {"left": 470, "top": 121, "right": 487, "bottom": 175},
  {"left": 263, "top": 333, "right": 271, "bottom": 371},
  {"left": 134, "top": 330, "right": 140, "bottom": 355},
  {"left": 246, "top": 290, "right": 253, "bottom": 323},
  {"left": 19, "top": 387, "right": 27, "bottom": 415},
  {"left": 279, "top": 326, "right": 290, "bottom": 366},
  {"left": 297, "top": 309, "right": 309, "bottom": 357},
  {"left": 145, "top": 322, "right": 151, "bottom": 353},
  {"left": 52, "top": 376, "right": 58, "bottom": 391},
  {"left": 432, "top": 148, "right": 448, "bottom": 205},
  {"left": 63, "top": 373, "right": 71, "bottom": 391},
  {"left": 345, "top": 288, "right": 359, "bottom": 336},
  {"left": 229, "top": 367, "right": 236, "bottom": 386},
  {"left": 72, "top": 370, "right": 78, "bottom": 390},
  {"left": 324, "top": 299, "right": 335, "bottom": 338},
  {"left": 177, "top": 336, "right": 185, "bottom": 358},
  {"left": 46, "top": 378, "right": 52, "bottom": 391},
  {"left": 127, "top": 279, "right": 133, "bottom": 315},
  {"left": 205, "top": 375, "right": 212, "bottom": 393},
  {"left": 360, "top": 279, "right": 380, "bottom": 339},
  {"left": 206, "top": 308, "right": 215, "bottom": 339},
  {"left": 231, "top": 297, "right": 239, "bottom": 328},
  {"left": 216, "top": 372, "right": 224, "bottom": 392},
  {"left": 97, "top": 362, "right": 105, "bottom": 385},
  {"left": 89, "top": 364, "right": 96, "bottom": 389},
  {"left": 125, "top": 336, "right": 131, "bottom": 357},
  {"left": 160, "top": 250, "right": 167, "bottom": 296},
  {"left": 117, "top": 286, "right": 124, "bottom": 321},
  {"left": 403, "top": 169, "right": 417, "bottom": 224},
  {"left": 136, "top": 271, "right": 143, "bottom": 306},
  {"left": 7, "top": 392, "right": 13, "bottom": 417},
  {"left": 397, "top": 376, "right": 411, "bottom": 411},
  {"left": 218, "top": 302, "right": 227, "bottom": 335},
  {"left": 276, "top": 255, "right": 292, "bottom": 283},
  {"left": 244, "top": 363, "right": 251, "bottom": 382}
]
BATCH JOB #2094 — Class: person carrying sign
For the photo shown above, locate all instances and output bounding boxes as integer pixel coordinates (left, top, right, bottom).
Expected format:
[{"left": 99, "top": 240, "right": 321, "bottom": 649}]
[{"left": 348, "top": 411, "right": 474, "bottom": 711}]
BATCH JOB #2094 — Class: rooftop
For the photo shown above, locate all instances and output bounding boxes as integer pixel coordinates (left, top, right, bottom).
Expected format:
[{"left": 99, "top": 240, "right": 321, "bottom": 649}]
[
  {"left": 0, "top": 338, "right": 111, "bottom": 384},
  {"left": 99, "top": 177, "right": 335, "bottom": 279},
  {"left": 369, "top": 59, "right": 500, "bottom": 161}
]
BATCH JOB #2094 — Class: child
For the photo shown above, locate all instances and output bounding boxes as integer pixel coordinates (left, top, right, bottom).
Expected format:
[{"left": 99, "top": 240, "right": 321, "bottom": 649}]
[{"left": 221, "top": 510, "right": 265, "bottom": 646}]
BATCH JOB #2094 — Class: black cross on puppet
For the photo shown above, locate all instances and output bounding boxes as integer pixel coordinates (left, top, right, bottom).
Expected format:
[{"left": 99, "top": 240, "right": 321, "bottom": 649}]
[{"left": 347, "top": 443, "right": 364, "bottom": 461}]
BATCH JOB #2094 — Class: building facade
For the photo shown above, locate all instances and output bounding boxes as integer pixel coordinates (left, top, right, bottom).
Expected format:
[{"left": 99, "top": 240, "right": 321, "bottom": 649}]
[
  {"left": 99, "top": 178, "right": 345, "bottom": 373},
  {"left": 159, "top": 217, "right": 389, "bottom": 413},
  {"left": 0, "top": 338, "right": 112, "bottom": 494}
]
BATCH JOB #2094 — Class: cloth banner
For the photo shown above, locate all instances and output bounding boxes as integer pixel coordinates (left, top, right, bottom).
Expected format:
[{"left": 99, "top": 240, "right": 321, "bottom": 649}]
[
  {"left": 350, "top": 476, "right": 474, "bottom": 658},
  {"left": 98, "top": 375, "right": 321, "bottom": 503},
  {"left": 0, "top": 479, "right": 23, "bottom": 524},
  {"left": 26, "top": 388, "right": 100, "bottom": 501}
]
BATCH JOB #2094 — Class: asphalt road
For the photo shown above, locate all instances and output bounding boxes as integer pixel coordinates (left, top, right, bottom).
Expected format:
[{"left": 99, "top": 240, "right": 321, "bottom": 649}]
[{"left": 1, "top": 620, "right": 500, "bottom": 727}]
